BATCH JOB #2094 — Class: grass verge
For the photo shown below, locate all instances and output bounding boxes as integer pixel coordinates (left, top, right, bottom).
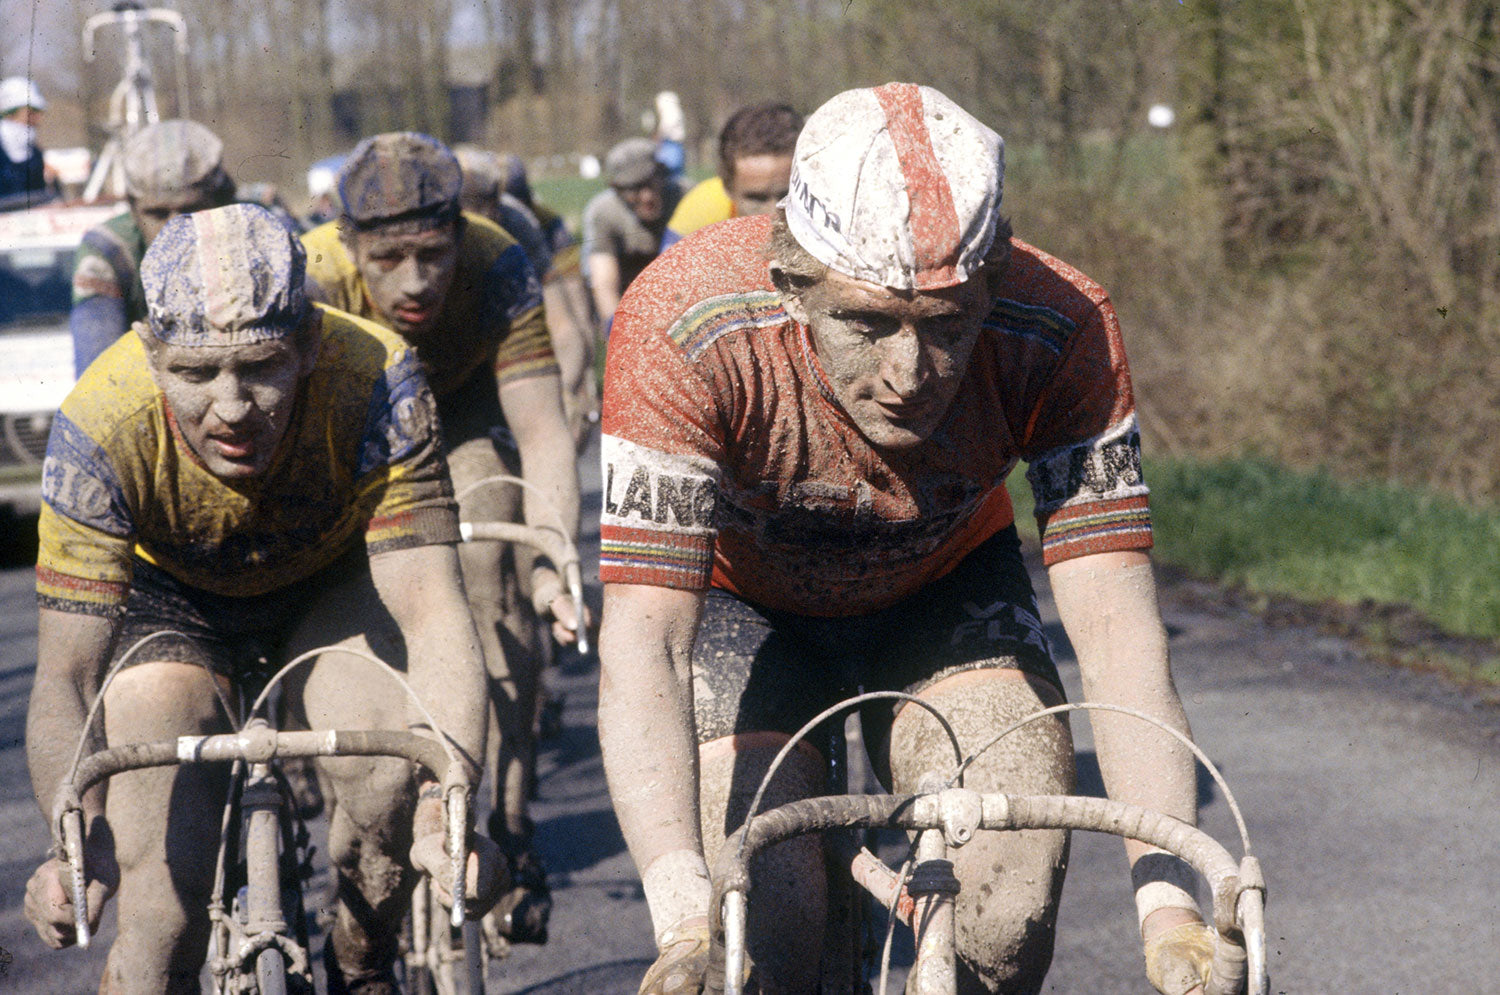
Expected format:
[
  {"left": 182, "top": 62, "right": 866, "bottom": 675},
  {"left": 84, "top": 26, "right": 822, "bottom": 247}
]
[{"left": 1014, "top": 456, "right": 1500, "bottom": 687}]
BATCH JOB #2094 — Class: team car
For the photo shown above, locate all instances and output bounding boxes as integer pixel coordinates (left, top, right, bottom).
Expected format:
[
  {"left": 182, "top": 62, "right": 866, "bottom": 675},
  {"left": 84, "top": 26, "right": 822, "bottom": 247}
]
[{"left": 0, "top": 201, "right": 122, "bottom": 513}]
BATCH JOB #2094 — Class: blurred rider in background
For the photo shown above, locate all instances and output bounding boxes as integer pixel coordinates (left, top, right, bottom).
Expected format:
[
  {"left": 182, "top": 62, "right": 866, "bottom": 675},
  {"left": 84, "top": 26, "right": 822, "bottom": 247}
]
[
  {"left": 660, "top": 102, "right": 802, "bottom": 251},
  {"left": 69, "top": 119, "right": 236, "bottom": 375},
  {"left": 301, "top": 132, "right": 583, "bottom": 948}
]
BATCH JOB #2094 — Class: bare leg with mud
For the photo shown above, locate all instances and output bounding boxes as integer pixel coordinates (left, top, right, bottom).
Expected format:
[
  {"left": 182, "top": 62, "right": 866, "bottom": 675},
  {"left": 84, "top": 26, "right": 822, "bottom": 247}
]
[
  {"left": 873, "top": 668, "right": 1075, "bottom": 995},
  {"left": 696, "top": 733, "right": 828, "bottom": 994},
  {"left": 285, "top": 573, "right": 423, "bottom": 992},
  {"left": 99, "top": 662, "right": 232, "bottom": 995}
]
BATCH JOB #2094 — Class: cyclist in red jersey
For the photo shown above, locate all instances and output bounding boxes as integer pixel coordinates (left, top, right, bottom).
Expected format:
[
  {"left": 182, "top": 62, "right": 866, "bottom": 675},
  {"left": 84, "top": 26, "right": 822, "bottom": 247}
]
[{"left": 598, "top": 84, "right": 1217, "bottom": 995}]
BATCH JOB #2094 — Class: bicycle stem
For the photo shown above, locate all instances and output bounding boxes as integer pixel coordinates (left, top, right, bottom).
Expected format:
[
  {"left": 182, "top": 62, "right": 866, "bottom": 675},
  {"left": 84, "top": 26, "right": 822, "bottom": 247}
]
[{"left": 907, "top": 826, "right": 960, "bottom": 995}]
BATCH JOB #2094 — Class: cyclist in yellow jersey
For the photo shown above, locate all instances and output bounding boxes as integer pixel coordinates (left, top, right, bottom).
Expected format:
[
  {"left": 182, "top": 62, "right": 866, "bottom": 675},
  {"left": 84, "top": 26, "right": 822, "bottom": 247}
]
[
  {"left": 23, "top": 205, "right": 500, "bottom": 994},
  {"left": 302, "top": 132, "right": 582, "bottom": 946},
  {"left": 659, "top": 102, "right": 803, "bottom": 252},
  {"left": 455, "top": 144, "right": 599, "bottom": 450}
]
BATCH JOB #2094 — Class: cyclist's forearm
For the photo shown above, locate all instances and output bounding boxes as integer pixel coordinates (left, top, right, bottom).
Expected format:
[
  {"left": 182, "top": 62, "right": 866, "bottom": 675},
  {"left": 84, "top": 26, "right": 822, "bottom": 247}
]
[
  {"left": 598, "top": 585, "right": 709, "bottom": 932},
  {"left": 587, "top": 252, "right": 622, "bottom": 325},
  {"left": 27, "top": 608, "right": 117, "bottom": 820},
  {"left": 370, "top": 547, "right": 488, "bottom": 781},
  {"left": 542, "top": 281, "right": 593, "bottom": 399},
  {"left": 1049, "top": 552, "right": 1197, "bottom": 836},
  {"left": 502, "top": 375, "right": 581, "bottom": 541}
]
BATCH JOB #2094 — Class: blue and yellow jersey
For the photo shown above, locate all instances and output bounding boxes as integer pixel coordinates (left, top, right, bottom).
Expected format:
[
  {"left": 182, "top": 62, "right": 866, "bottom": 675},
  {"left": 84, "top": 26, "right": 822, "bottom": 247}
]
[
  {"left": 37, "top": 305, "right": 460, "bottom": 615},
  {"left": 302, "top": 212, "right": 557, "bottom": 398}
]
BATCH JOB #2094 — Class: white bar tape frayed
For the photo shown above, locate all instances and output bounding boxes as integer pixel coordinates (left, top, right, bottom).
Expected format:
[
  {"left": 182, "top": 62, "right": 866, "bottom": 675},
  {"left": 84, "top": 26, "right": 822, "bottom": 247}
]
[{"left": 640, "top": 848, "right": 712, "bottom": 945}]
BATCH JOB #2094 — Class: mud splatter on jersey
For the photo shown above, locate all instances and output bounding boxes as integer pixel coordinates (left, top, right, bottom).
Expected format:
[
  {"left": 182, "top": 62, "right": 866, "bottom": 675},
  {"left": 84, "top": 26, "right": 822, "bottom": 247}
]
[
  {"left": 600, "top": 214, "right": 1150, "bottom": 617},
  {"left": 37, "top": 305, "right": 459, "bottom": 615}
]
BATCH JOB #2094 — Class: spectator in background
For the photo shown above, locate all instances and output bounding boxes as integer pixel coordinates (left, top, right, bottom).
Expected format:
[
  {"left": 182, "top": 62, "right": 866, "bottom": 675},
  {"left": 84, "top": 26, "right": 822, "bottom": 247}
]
[
  {"left": 69, "top": 119, "right": 236, "bottom": 375},
  {"left": 0, "top": 76, "right": 56, "bottom": 209},
  {"left": 661, "top": 102, "right": 802, "bottom": 252},
  {"left": 303, "top": 153, "right": 346, "bottom": 228},
  {"left": 652, "top": 90, "right": 687, "bottom": 184},
  {"left": 581, "top": 137, "right": 682, "bottom": 334}
]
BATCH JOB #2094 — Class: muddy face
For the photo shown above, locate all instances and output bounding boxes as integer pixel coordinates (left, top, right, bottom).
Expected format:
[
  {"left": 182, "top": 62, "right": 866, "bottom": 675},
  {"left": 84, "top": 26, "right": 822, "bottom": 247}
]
[
  {"left": 347, "top": 224, "right": 461, "bottom": 339},
  {"left": 130, "top": 189, "right": 223, "bottom": 246},
  {"left": 144, "top": 330, "right": 313, "bottom": 479},
  {"left": 781, "top": 268, "right": 989, "bottom": 450},
  {"left": 727, "top": 153, "right": 793, "bottom": 218}
]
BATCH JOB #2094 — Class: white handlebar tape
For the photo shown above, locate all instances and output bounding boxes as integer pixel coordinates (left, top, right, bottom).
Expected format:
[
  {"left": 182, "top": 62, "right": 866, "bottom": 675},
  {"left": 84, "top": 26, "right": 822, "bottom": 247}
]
[{"left": 640, "top": 848, "right": 713, "bottom": 946}]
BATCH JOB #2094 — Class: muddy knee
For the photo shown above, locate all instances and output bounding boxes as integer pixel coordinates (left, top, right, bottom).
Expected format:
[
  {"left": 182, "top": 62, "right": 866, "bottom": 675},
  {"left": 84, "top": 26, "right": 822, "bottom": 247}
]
[
  {"left": 102, "top": 662, "right": 232, "bottom": 991},
  {"left": 883, "top": 670, "right": 1074, "bottom": 995},
  {"left": 320, "top": 756, "right": 418, "bottom": 974}
]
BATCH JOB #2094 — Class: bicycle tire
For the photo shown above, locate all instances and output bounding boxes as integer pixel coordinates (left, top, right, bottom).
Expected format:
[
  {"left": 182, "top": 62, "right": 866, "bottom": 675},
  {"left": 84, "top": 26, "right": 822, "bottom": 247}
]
[{"left": 256, "top": 946, "right": 289, "bottom": 995}]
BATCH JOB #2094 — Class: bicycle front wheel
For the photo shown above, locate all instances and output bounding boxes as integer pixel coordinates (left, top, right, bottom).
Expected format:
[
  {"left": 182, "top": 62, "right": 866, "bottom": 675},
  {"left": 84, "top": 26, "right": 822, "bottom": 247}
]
[{"left": 256, "top": 946, "right": 289, "bottom": 995}]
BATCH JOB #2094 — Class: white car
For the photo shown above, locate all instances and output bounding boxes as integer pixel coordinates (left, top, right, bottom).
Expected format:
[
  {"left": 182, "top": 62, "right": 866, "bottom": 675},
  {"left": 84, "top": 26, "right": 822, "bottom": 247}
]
[{"left": 0, "top": 202, "right": 124, "bottom": 513}]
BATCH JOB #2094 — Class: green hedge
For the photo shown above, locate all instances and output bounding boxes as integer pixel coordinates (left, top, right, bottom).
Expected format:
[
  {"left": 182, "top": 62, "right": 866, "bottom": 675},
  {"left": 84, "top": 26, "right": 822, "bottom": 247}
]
[{"left": 1011, "top": 456, "right": 1500, "bottom": 646}]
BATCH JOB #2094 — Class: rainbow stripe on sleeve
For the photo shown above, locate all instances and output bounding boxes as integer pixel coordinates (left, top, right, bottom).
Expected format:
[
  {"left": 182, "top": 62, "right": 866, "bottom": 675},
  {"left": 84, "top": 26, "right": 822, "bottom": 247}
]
[
  {"left": 1037, "top": 495, "right": 1152, "bottom": 566},
  {"left": 599, "top": 525, "right": 714, "bottom": 589},
  {"left": 35, "top": 566, "right": 129, "bottom": 615}
]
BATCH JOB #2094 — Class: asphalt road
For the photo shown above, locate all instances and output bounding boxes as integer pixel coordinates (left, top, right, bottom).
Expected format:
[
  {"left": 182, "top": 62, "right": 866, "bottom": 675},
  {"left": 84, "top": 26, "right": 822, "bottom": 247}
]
[{"left": 0, "top": 446, "right": 1496, "bottom": 993}]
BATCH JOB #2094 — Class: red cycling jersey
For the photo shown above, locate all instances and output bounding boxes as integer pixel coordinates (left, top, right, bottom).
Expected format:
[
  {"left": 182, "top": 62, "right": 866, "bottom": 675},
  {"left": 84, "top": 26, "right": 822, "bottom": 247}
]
[{"left": 599, "top": 214, "right": 1151, "bottom": 617}]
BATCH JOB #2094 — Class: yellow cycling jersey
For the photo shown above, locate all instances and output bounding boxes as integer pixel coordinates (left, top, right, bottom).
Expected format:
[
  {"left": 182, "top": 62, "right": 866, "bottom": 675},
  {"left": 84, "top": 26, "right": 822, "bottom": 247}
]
[
  {"left": 37, "top": 306, "right": 459, "bottom": 615},
  {"left": 663, "top": 176, "right": 735, "bottom": 247},
  {"left": 302, "top": 212, "right": 558, "bottom": 398}
]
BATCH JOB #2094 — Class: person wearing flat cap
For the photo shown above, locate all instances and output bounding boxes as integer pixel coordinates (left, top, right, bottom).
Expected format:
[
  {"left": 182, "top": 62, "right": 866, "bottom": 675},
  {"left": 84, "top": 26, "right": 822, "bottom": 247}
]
[
  {"left": 598, "top": 84, "right": 1221, "bottom": 995},
  {"left": 581, "top": 135, "right": 683, "bottom": 333},
  {"left": 69, "top": 119, "right": 238, "bottom": 375},
  {"left": 23, "top": 203, "right": 501, "bottom": 993},
  {"left": 0, "top": 75, "right": 56, "bottom": 207},
  {"left": 301, "top": 131, "right": 583, "bottom": 954}
]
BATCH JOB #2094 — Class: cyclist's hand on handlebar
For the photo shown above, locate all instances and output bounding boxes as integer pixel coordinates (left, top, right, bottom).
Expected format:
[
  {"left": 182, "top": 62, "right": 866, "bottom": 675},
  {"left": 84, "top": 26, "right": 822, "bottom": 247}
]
[
  {"left": 1143, "top": 917, "right": 1216, "bottom": 995},
  {"left": 410, "top": 824, "right": 507, "bottom": 917},
  {"left": 24, "top": 823, "right": 118, "bottom": 949},
  {"left": 638, "top": 917, "right": 724, "bottom": 995},
  {"left": 543, "top": 592, "right": 591, "bottom": 648}
]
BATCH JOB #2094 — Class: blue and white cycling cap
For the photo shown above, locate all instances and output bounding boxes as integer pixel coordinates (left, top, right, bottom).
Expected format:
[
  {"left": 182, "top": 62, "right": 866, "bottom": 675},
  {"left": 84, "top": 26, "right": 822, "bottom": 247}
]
[{"left": 141, "top": 203, "right": 309, "bottom": 346}]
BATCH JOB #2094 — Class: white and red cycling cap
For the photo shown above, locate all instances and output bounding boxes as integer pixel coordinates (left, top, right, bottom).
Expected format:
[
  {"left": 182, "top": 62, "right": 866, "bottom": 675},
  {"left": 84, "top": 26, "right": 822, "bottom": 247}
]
[{"left": 782, "top": 82, "right": 1004, "bottom": 292}]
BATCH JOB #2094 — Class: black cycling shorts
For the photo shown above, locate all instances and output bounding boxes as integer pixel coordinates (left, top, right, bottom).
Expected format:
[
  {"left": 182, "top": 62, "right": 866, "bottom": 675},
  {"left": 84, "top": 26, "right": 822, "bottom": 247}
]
[
  {"left": 690, "top": 525, "right": 1063, "bottom": 747},
  {"left": 109, "top": 549, "right": 367, "bottom": 682},
  {"left": 437, "top": 364, "right": 517, "bottom": 455}
]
